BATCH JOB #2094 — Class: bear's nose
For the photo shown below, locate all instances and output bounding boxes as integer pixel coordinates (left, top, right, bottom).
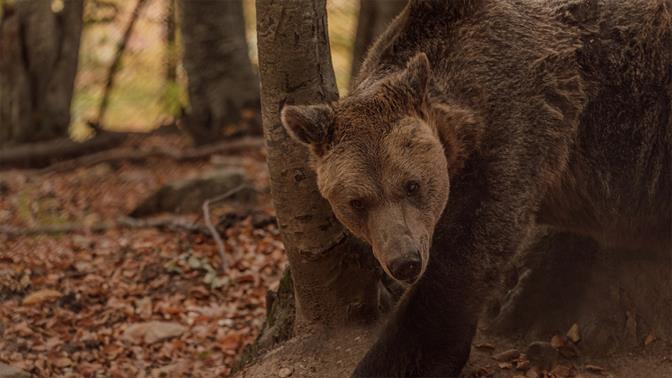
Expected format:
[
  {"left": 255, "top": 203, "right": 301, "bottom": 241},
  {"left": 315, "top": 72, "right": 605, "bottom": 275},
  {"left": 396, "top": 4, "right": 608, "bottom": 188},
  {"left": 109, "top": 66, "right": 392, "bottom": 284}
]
[{"left": 388, "top": 252, "right": 422, "bottom": 283}]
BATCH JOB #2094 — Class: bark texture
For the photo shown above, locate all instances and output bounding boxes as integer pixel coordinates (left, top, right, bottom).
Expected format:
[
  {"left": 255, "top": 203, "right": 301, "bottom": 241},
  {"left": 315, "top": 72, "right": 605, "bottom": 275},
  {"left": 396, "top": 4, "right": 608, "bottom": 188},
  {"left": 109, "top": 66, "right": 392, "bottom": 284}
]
[
  {"left": 349, "top": 0, "right": 406, "bottom": 88},
  {"left": 256, "top": 0, "right": 380, "bottom": 329},
  {"left": 0, "top": 0, "right": 84, "bottom": 146},
  {"left": 179, "top": 0, "right": 260, "bottom": 145}
]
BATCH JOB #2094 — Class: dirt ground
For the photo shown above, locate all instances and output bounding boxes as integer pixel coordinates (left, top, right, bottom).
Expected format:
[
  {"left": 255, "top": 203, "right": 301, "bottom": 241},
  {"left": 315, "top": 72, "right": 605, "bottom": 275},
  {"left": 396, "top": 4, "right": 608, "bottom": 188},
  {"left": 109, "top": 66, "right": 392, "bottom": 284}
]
[{"left": 236, "top": 323, "right": 672, "bottom": 378}]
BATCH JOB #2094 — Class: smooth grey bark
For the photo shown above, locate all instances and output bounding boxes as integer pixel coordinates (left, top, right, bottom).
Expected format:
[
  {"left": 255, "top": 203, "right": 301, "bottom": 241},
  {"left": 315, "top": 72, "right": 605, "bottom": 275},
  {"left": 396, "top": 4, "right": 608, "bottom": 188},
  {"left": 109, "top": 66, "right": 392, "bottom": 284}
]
[
  {"left": 179, "top": 0, "right": 260, "bottom": 145},
  {"left": 0, "top": 0, "right": 84, "bottom": 146},
  {"left": 349, "top": 0, "right": 406, "bottom": 88},
  {"left": 256, "top": 0, "right": 380, "bottom": 329}
]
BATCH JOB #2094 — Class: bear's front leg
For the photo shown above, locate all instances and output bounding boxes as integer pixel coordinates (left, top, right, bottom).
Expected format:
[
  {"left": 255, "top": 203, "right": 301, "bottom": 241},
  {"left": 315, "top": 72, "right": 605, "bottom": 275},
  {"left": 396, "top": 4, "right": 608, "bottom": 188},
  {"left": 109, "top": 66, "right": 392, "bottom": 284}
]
[
  {"left": 353, "top": 251, "right": 482, "bottom": 377},
  {"left": 353, "top": 219, "right": 490, "bottom": 377}
]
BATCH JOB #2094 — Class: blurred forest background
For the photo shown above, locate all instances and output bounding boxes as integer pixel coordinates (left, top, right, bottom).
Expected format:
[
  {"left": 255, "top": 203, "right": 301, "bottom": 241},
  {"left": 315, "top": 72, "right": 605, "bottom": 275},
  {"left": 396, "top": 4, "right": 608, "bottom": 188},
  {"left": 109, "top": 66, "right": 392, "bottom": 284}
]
[
  {"left": 1, "top": 0, "right": 359, "bottom": 140},
  {"left": 68, "top": 0, "right": 359, "bottom": 137}
]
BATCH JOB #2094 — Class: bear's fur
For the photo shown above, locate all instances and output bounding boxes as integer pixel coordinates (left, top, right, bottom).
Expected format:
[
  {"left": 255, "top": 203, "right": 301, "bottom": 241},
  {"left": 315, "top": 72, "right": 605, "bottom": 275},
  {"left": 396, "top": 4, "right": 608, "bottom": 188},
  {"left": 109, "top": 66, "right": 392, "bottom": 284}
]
[{"left": 281, "top": 0, "right": 672, "bottom": 376}]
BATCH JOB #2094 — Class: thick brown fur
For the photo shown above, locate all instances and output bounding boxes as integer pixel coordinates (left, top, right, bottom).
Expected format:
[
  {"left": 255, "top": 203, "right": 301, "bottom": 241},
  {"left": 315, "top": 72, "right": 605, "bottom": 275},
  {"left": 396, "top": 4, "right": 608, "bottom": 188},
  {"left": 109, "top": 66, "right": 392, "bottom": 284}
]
[{"left": 281, "top": 0, "right": 672, "bottom": 376}]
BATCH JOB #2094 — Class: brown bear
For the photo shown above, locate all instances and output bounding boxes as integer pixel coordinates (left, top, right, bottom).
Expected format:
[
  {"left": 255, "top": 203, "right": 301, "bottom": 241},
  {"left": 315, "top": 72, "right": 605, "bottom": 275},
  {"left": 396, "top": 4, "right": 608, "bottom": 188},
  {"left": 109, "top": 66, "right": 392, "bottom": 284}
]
[{"left": 281, "top": 0, "right": 672, "bottom": 376}]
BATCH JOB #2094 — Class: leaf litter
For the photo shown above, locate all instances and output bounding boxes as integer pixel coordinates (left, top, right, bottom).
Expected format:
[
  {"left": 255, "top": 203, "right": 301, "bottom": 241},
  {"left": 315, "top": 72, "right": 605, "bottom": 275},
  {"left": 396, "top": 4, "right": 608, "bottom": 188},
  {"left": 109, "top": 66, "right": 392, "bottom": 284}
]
[{"left": 0, "top": 134, "right": 286, "bottom": 377}]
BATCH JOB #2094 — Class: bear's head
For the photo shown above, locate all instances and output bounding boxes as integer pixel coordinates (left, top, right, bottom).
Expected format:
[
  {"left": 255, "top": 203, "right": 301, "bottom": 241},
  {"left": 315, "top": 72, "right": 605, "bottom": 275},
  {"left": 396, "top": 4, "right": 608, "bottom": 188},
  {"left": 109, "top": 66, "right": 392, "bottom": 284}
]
[{"left": 281, "top": 53, "right": 482, "bottom": 285}]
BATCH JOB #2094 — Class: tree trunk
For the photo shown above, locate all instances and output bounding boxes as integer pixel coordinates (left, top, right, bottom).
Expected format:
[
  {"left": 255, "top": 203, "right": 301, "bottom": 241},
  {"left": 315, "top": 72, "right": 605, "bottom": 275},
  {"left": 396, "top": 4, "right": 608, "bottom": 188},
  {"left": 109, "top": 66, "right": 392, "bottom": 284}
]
[
  {"left": 0, "top": 0, "right": 84, "bottom": 147},
  {"left": 178, "top": 0, "right": 260, "bottom": 145},
  {"left": 349, "top": 0, "right": 406, "bottom": 88},
  {"left": 256, "top": 0, "right": 381, "bottom": 331}
]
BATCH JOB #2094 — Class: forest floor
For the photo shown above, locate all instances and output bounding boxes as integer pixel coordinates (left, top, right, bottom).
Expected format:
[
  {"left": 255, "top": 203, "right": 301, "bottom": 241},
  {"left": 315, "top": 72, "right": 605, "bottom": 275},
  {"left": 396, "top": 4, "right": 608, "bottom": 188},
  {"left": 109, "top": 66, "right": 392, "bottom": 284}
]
[
  {"left": 235, "top": 324, "right": 672, "bottom": 378},
  {"left": 1, "top": 133, "right": 670, "bottom": 377},
  {"left": 0, "top": 134, "right": 287, "bottom": 377}
]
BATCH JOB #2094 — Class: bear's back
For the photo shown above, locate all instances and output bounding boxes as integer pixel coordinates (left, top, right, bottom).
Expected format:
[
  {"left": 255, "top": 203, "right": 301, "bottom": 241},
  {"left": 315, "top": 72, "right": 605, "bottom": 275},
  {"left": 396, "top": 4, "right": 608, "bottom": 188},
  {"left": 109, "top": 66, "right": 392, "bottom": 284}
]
[{"left": 354, "top": 0, "right": 671, "bottom": 250}]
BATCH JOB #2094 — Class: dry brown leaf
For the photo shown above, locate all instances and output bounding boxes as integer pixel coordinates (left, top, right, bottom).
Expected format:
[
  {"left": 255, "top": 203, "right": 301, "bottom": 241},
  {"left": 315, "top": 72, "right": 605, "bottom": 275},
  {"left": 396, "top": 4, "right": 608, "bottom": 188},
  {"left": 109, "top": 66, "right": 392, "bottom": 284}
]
[
  {"left": 23, "top": 289, "right": 62, "bottom": 305},
  {"left": 493, "top": 349, "right": 521, "bottom": 362},
  {"left": 219, "top": 333, "right": 242, "bottom": 351},
  {"left": 525, "top": 367, "right": 541, "bottom": 378},
  {"left": 516, "top": 359, "right": 530, "bottom": 371},
  {"left": 644, "top": 332, "right": 656, "bottom": 346},
  {"left": 550, "top": 335, "right": 566, "bottom": 349},
  {"left": 498, "top": 362, "right": 513, "bottom": 369},
  {"left": 585, "top": 364, "right": 605, "bottom": 374},
  {"left": 51, "top": 357, "right": 72, "bottom": 368},
  {"left": 550, "top": 364, "right": 572, "bottom": 377},
  {"left": 474, "top": 342, "right": 496, "bottom": 351},
  {"left": 566, "top": 323, "right": 581, "bottom": 343}
]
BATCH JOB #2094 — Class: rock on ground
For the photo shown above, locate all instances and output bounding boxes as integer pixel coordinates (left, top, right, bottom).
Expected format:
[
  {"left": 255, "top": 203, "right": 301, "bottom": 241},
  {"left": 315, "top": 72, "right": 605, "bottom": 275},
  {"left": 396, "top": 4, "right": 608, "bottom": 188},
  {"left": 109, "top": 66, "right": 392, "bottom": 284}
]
[
  {"left": 122, "top": 321, "right": 187, "bottom": 344},
  {"left": 131, "top": 169, "right": 253, "bottom": 216}
]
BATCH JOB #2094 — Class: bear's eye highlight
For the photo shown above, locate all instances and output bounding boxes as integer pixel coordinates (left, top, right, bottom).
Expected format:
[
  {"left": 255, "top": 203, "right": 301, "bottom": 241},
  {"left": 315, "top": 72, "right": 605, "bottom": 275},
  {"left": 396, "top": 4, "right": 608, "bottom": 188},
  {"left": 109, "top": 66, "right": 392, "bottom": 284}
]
[
  {"left": 350, "top": 198, "right": 365, "bottom": 211},
  {"left": 405, "top": 180, "right": 420, "bottom": 196}
]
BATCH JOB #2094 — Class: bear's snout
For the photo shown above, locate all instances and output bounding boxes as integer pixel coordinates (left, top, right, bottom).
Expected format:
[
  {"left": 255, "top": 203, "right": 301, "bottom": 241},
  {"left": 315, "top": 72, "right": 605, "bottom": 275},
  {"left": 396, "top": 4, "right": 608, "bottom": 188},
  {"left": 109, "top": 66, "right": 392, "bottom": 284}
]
[{"left": 388, "top": 251, "right": 422, "bottom": 283}]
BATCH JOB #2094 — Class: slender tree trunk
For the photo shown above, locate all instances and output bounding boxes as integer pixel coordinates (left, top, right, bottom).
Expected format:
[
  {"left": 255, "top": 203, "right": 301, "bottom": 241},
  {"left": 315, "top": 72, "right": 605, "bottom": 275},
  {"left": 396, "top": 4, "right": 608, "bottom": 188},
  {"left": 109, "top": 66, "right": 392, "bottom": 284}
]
[
  {"left": 178, "top": 0, "right": 260, "bottom": 145},
  {"left": 0, "top": 0, "right": 84, "bottom": 147},
  {"left": 256, "top": 0, "right": 380, "bottom": 330},
  {"left": 164, "top": 0, "right": 177, "bottom": 84},
  {"left": 349, "top": 0, "right": 406, "bottom": 88}
]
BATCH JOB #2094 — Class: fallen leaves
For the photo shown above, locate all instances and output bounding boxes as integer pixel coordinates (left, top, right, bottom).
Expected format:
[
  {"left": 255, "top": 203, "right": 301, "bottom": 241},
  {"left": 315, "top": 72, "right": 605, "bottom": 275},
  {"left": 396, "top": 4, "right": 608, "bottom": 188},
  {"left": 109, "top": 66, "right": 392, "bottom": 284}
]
[{"left": 0, "top": 134, "right": 284, "bottom": 377}]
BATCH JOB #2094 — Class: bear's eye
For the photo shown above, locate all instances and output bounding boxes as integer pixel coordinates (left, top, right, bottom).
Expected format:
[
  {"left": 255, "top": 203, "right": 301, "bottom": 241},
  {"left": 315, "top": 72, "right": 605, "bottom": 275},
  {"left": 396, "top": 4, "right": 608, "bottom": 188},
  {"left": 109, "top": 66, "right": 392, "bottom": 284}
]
[
  {"left": 405, "top": 180, "right": 420, "bottom": 196},
  {"left": 350, "top": 198, "right": 365, "bottom": 211}
]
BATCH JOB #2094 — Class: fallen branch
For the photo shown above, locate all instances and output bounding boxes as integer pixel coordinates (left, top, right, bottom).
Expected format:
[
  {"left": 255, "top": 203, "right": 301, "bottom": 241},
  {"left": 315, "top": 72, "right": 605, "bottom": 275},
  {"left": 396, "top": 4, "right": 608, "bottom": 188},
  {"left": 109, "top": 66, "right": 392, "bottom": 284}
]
[
  {"left": 33, "top": 137, "right": 264, "bottom": 174},
  {"left": 0, "top": 132, "right": 128, "bottom": 169},
  {"left": 203, "top": 185, "right": 247, "bottom": 273},
  {"left": 0, "top": 216, "right": 207, "bottom": 237}
]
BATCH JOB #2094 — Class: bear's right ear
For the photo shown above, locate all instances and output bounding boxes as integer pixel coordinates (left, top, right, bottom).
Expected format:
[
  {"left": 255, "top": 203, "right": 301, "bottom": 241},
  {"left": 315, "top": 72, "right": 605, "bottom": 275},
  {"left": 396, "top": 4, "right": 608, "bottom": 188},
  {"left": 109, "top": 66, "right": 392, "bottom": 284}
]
[{"left": 281, "top": 104, "right": 335, "bottom": 157}]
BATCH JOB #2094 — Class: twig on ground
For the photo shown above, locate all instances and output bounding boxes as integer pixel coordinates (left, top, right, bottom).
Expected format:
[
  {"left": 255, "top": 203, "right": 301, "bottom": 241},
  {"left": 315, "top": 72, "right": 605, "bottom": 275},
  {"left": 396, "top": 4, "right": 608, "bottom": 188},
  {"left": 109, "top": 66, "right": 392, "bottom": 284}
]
[
  {"left": 202, "top": 185, "right": 247, "bottom": 273},
  {"left": 29, "top": 137, "right": 264, "bottom": 174},
  {"left": 0, "top": 215, "right": 207, "bottom": 237}
]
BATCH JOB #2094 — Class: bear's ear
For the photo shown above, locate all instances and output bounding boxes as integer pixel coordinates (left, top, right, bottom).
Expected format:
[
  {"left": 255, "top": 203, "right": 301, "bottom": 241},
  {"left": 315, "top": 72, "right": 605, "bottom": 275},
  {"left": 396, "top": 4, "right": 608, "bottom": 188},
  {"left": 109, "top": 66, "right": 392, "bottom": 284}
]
[
  {"left": 281, "top": 104, "right": 335, "bottom": 157},
  {"left": 400, "top": 52, "right": 431, "bottom": 99},
  {"left": 431, "top": 102, "right": 484, "bottom": 174}
]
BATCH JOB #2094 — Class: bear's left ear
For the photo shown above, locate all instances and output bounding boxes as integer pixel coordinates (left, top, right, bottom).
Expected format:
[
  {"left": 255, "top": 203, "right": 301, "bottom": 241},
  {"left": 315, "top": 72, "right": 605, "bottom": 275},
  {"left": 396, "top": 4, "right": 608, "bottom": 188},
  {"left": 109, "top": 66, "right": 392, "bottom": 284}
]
[
  {"left": 281, "top": 104, "right": 335, "bottom": 157},
  {"left": 400, "top": 52, "right": 431, "bottom": 100}
]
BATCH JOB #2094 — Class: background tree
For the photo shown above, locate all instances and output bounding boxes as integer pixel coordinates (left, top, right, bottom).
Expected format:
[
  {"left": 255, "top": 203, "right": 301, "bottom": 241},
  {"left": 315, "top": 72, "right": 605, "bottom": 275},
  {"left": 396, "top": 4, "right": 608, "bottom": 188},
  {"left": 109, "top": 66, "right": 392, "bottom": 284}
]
[
  {"left": 178, "top": 0, "right": 260, "bottom": 145},
  {"left": 349, "top": 0, "right": 406, "bottom": 88},
  {"left": 256, "top": 0, "right": 381, "bottom": 331},
  {"left": 0, "top": 0, "right": 84, "bottom": 146}
]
